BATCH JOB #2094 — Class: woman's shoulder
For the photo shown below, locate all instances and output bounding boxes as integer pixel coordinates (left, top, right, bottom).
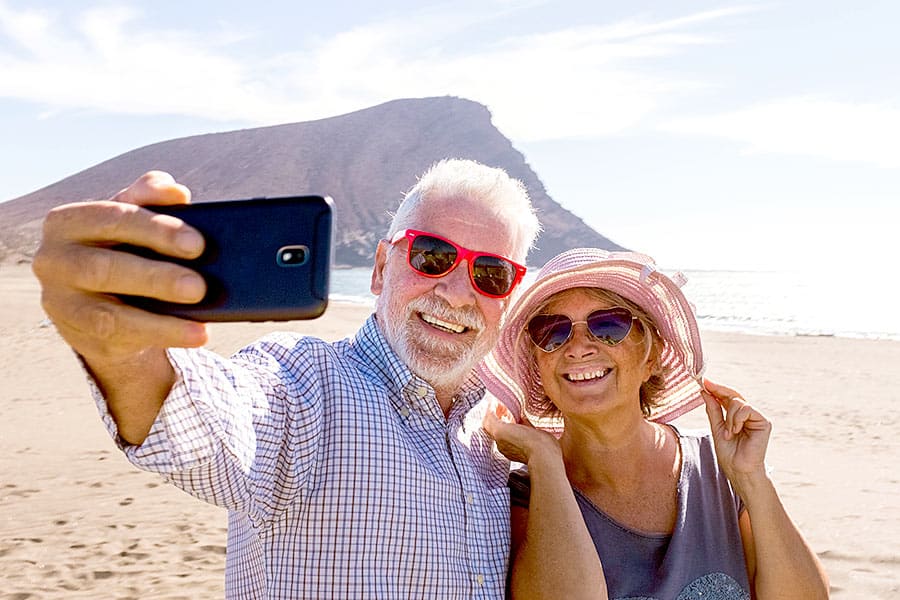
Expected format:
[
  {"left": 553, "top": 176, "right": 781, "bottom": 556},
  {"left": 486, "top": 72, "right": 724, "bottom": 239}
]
[
  {"left": 670, "top": 425, "right": 720, "bottom": 468},
  {"left": 670, "top": 424, "right": 713, "bottom": 445}
]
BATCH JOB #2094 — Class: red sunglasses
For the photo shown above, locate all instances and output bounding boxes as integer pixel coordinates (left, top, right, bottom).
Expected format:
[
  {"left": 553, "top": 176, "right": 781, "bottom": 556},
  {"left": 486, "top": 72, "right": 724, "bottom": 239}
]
[{"left": 389, "top": 229, "right": 527, "bottom": 298}]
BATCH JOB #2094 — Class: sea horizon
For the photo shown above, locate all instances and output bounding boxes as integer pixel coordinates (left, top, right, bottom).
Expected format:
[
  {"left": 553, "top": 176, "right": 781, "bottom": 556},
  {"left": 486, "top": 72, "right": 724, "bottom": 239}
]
[{"left": 329, "top": 266, "right": 900, "bottom": 342}]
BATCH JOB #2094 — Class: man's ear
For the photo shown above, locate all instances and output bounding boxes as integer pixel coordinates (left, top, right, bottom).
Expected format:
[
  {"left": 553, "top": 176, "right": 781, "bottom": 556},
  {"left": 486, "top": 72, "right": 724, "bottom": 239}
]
[{"left": 370, "top": 240, "right": 389, "bottom": 296}]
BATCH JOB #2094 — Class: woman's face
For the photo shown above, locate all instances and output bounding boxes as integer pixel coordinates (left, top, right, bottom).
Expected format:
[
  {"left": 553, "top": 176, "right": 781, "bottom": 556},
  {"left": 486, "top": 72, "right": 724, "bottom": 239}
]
[{"left": 532, "top": 288, "right": 654, "bottom": 420}]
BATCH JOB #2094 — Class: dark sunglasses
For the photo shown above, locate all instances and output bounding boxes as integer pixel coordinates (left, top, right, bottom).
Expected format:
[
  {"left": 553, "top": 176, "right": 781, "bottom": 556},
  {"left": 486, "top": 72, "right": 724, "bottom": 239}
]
[
  {"left": 390, "top": 229, "right": 527, "bottom": 298},
  {"left": 527, "top": 307, "right": 638, "bottom": 352}
]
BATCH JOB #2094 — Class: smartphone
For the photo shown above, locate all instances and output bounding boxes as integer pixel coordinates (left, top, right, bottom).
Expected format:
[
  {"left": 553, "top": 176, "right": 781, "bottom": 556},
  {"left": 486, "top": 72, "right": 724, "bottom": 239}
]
[{"left": 117, "top": 195, "right": 333, "bottom": 322}]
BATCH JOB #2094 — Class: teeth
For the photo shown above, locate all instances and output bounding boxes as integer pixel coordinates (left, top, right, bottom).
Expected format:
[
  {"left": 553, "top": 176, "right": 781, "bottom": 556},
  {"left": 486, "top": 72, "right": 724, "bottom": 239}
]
[
  {"left": 421, "top": 313, "right": 466, "bottom": 333},
  {"left": 565, "top": 368, "right": 610, "bottom": 382}
]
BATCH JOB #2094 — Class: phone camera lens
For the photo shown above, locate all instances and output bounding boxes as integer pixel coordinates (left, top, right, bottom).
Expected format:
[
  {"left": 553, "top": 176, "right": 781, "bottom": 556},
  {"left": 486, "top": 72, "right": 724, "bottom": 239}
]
[{"left": 277, "top": 245, "right": 309, "bottom": 267}]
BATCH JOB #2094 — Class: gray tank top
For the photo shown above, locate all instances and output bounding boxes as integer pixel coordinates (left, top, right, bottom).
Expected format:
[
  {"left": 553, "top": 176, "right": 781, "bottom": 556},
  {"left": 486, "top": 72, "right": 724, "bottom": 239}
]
[{"left": 510, "top": 427, "right": 752, "bottom": 599}]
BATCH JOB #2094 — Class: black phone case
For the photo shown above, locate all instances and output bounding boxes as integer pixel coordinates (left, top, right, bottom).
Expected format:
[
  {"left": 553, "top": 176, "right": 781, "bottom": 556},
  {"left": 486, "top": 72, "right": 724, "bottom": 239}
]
[{"left": 118, "top": 195, "right": 333, "bottom": 322}]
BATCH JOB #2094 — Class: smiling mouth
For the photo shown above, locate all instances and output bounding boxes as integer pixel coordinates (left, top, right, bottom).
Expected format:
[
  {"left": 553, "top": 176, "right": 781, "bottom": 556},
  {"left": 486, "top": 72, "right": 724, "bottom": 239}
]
[
  {"left": 419, "top": 312, "right": 468, "bottom": 334},
  {"left": 564, "top": 368, "right": 611, "bottom": 382}
]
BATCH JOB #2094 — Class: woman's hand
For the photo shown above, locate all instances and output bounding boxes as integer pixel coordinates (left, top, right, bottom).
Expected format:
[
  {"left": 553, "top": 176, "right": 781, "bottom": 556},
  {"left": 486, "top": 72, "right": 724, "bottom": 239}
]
[
  {"left": 703, "top": 381, "right": 830, "bottom": 598},
  {"left": 702, "top": 379, "right": 772, "bottom": 489},
  {"left": 482, "top": 401, "right": 563, "bottom": 466}
]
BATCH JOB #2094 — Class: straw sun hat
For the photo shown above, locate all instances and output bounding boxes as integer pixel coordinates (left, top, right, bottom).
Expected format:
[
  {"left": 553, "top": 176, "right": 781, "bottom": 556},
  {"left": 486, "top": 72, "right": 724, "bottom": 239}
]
[{"left": 479, "top": 248, "right": 705, "bottom": 432}]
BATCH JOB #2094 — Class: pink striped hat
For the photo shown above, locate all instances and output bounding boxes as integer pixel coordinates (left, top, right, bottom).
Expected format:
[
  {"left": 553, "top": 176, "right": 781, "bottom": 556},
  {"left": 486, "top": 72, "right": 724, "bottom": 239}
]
[{"left": 479, "top": 248, "right": 705, "bottom": 432}]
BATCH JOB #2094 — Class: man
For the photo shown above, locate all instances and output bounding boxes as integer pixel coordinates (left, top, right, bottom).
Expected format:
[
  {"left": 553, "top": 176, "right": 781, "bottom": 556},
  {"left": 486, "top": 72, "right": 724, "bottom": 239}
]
[{"left": 33, "top": 159, "right": 541, "bottom": 599}]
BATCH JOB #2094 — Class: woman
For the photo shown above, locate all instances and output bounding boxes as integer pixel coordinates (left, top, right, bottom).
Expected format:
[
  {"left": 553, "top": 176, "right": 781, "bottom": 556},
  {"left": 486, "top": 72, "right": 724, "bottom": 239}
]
[{"left": 479, "top": 248, "right": 828, "bottom": 600}]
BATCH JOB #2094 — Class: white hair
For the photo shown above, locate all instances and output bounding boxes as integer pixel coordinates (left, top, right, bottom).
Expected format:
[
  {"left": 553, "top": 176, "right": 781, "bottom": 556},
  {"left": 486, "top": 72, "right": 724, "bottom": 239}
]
[{"left": 387, "top": 158, "right": 541, "bottom": 263}]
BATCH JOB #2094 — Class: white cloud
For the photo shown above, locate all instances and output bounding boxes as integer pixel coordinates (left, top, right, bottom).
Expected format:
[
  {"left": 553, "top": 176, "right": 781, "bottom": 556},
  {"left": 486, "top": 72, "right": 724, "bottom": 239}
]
[
  {"left": 286, "top": 6, "right": 752, "bottom": 141},
  {"left": 0, "top": 2, "right": 744, "bottom": 137},
  {"left": 662, "top": 97, "right": 900, "bottom": 169},
  {"left": 0, "top": 3, "right": 293, "bottom": 121}
]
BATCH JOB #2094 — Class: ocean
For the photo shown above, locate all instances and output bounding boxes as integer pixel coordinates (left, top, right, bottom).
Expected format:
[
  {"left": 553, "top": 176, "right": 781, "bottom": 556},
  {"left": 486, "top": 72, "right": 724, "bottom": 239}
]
[{"left": 329, "top": 267, "right": 900, "bottom": 341}]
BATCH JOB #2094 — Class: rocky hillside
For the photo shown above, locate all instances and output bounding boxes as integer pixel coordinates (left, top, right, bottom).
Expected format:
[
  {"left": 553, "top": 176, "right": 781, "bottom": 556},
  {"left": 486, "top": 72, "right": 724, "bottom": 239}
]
[{"left": 0, "top": 96, "right": 624, "bottom": 267}]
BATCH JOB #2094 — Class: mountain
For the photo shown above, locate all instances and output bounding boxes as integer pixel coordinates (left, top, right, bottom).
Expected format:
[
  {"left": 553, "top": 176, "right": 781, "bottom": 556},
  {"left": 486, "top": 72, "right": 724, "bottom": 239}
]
[{"left": 0, "top": 96, "right": 625, "bottom": 267}]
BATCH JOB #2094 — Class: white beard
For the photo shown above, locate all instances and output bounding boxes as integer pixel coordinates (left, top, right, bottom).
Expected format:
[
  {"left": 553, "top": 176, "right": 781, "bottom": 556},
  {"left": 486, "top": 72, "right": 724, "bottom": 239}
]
[{"left": 382, "top": 295, "right": 497, "bottom": 390}]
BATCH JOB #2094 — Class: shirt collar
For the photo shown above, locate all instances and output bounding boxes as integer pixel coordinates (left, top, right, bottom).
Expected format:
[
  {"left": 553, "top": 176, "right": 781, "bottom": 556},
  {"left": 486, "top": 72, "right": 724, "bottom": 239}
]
[{"left": 352, "top": 315, "right": 486, "bottom": 418}]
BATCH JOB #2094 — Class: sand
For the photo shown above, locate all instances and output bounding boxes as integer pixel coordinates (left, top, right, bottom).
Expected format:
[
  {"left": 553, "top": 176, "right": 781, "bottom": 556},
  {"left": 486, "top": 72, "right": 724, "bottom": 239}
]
[{"left": 1, "top": 263, "right": 898, "bottom": 598}]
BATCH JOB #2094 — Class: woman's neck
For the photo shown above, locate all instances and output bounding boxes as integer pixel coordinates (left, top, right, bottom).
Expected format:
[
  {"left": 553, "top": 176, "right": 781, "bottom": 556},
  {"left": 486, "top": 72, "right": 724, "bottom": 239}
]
[{"left": 559, "top": 409, "right": 672, "bottom": 491}]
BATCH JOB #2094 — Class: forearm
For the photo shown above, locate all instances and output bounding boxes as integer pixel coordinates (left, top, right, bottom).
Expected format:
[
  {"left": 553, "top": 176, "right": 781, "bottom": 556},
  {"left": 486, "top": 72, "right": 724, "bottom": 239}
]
[
  {"left": 85, "top": 347, "right": 175, "bottom": 445},
  {"left": 511, "top": 453, "right": 608, "bottom": 600},
  {"left": 93, "top": 347, "right": 269, "bottom": 515},
  {"left": 738, "top": 474, "right": 829, "bottom": 599},
  {"left": 109, "top": 341, "right": 320, "bottom": 519}
]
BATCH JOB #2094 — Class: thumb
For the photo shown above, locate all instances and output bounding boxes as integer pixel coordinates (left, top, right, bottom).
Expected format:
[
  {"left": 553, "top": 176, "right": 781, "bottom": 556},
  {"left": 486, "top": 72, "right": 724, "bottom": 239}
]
[
  {"left": 703, "top": 390, "right": 726, "bottom": 431},
  {"left": 493, "top": 400, "right": 516, "bottom": 423},
  {"left": 482, "top": 405, "right": 503, "bottom": 438}
]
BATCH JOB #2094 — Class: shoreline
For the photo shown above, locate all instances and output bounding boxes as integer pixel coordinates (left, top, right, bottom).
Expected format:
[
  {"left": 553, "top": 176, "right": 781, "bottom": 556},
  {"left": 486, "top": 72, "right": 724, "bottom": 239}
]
[{"left": 2, "top": 263, "right": 899, "bottom": 598}]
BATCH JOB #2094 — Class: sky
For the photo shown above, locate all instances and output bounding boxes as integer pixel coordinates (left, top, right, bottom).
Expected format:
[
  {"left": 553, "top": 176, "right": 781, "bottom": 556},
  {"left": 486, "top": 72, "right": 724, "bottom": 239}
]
[{"left": 1, "top": 0, "right": 898, "bottom": 273}]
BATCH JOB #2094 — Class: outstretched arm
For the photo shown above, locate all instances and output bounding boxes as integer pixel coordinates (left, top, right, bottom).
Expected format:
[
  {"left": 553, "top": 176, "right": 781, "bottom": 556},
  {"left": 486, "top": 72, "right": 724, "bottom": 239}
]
[
  {"left": 483, "top": 404, "right": 608, "bottom": 600},
  {"left": 703, "top": 379, "right": 829, "bottom": 599},
  {"left": 33, "top": 172, "right": 208, "bottom": 444}
]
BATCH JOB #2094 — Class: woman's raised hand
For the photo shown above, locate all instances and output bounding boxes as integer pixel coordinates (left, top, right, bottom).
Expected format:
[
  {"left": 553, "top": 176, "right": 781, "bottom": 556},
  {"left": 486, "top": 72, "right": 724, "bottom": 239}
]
[
  {"left": 482, "top": 400, "right": 563, "bottom": 466},
  {"left": 702, "top": 379, "right": 772, "bottom": 490}
]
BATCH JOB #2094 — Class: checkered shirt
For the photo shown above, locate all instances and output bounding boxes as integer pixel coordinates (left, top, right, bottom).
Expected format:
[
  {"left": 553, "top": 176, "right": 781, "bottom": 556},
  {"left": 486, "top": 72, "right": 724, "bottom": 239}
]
[{"left": 92, "top": 315, "right": 511, "bottom": 599}]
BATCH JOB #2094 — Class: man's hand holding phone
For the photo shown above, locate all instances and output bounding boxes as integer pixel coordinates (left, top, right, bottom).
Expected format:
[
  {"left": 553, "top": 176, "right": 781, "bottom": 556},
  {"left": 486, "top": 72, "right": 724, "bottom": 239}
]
[
  {"left": 33, "top": 172, "right": 211, "bottom": 443},
  {"left": 33, "top": 171, "right": 211, "bottom": 359},
  {"left": 32, "top": 171, "right": 333, "bottom": 444}
]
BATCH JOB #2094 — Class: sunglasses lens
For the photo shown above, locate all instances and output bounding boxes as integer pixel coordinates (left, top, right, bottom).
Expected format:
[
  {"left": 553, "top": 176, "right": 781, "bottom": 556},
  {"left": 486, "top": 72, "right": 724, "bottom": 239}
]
[
  {"left": 409, "top": 235, "right": 457, "bottom": 275},
  {"left": 527, "top": 314, "right": 574, "bottom": 352},
  {"left": 528, "top": 308, "right": 635, "bottom": 352},
  {"left": 472, "top": 256, "right": 517, "bottom": 297},
  {"left": 587, "top": 308, "right": 634, "bottom": 345}
]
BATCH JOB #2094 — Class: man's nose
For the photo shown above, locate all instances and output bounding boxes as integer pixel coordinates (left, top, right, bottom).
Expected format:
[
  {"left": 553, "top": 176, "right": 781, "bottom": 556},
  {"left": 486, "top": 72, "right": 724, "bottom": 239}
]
[{"left": 434, "top": 260, "right": 477, "bottom": 307}]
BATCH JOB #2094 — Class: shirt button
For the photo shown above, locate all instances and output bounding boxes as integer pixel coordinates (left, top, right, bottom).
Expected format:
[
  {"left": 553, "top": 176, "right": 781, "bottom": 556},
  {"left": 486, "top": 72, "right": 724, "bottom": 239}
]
[
  {"left": 400, "top": 406, "right": 410, "bottom": 417},
  {"left": 476, "top": 574, "right": 485, "bottom": 586},
  {"left": 466, "top": 493, "right": 474, "bottom": 505},
  {"left": 415, "top": 386, "right": 428, "bottom": 398}
]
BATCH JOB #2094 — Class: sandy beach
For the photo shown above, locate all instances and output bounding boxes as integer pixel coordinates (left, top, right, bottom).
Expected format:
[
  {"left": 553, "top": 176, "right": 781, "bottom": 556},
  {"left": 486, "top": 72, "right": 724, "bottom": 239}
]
[{"left": 2, "top": 262, "right": 898, "bottom": 599}]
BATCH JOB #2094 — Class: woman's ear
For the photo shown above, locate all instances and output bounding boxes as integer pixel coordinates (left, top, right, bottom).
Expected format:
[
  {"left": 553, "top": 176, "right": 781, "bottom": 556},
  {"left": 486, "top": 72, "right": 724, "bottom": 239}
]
[
  {"left": 641, "top": 337, "right": 660, "bottom": 383},
  {"left": 642, "top": 358, "right": 655, "bottom": 383}
]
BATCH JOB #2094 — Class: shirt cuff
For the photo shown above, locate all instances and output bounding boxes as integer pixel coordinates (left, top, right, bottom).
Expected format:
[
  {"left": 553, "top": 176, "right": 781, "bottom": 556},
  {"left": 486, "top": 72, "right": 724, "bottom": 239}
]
[{"left": 84, "top": 348, "right": 219, "bottom": 473}]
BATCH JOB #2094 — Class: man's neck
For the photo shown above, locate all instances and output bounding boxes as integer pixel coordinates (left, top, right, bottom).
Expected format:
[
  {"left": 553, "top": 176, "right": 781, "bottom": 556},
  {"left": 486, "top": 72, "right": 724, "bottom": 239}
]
[
  {"left": 431, "top": 368, "right": 481, "bottom": 418},
  {"left": 433, "top": 384, "right": 461, "bottom": 418}
]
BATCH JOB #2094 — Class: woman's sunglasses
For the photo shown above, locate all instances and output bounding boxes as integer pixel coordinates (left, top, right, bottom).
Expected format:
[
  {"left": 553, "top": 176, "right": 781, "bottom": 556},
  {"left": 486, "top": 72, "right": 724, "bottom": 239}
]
[
  {"left": 389, "top": 229, "right": 527, "bottom": 299},
  {"left": 527, "top": 307, "right": 638, "bottom": 352}
]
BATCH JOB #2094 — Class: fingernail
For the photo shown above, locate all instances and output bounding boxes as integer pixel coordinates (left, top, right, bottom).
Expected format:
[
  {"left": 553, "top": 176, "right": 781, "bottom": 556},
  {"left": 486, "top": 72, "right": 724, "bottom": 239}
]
[
  {"left": 176, "top": 229, "right": 203, "bottom": 254},
  {"left": 177, "top": 274, "right": 205, "bottom": 300}
]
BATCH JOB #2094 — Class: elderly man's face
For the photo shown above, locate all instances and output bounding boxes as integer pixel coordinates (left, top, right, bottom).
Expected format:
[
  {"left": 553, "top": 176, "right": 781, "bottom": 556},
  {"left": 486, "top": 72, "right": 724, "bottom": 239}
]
[{"left": 371, "top": 196, "right": 518, "bottom": 389}]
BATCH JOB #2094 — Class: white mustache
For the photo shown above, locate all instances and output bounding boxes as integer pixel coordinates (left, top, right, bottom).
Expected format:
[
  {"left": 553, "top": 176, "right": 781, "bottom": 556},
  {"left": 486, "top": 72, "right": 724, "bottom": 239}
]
[{"left": 407, "top": 296, "right": 484, "bottom": 332}]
